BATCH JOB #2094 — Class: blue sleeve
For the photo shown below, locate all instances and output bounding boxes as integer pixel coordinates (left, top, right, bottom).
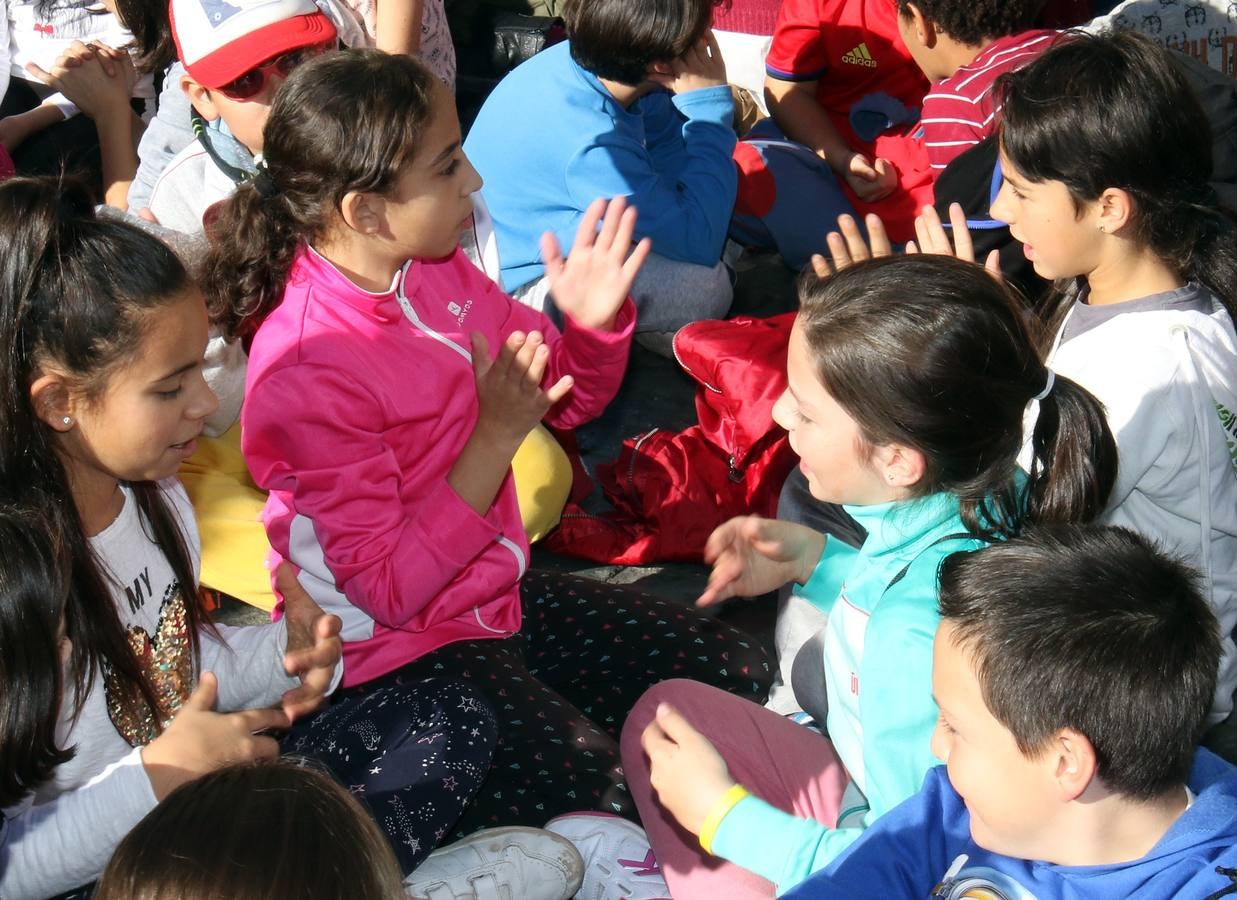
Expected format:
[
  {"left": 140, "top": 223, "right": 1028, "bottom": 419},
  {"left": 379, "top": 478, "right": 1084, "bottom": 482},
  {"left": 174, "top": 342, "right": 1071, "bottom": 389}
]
[
  {"left": 793, "top": 532, "right": 859, "bottom": 615},
  {"left": 710, "top": 795, "right": 866, "bottom": 890},
  {"left": 128, "top": 63, "right": 194, "bottom": 211},
  {"left": 640, "top": 91, "right": 689, "bottom": 178},
  {"left": 856, "top": 555, "right": 953, "bottom": 830},
  {"left": 563, "top": 85, "right": 737, "bottom": 266},
  {"left": 782, "top": 768, "right": 959, "bottom": 899}
]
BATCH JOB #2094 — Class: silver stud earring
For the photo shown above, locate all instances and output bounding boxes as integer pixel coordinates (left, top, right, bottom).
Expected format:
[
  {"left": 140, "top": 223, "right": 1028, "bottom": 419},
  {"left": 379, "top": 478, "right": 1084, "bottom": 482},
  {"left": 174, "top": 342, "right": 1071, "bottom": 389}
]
[{"left": 62, "top": 416, "right": 72, "bottom": 426}]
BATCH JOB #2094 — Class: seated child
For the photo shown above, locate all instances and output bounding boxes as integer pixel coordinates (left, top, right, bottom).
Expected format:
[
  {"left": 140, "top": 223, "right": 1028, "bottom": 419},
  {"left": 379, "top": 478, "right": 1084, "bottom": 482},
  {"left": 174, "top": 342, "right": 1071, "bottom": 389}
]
[
  {"left": 0, "top": 176, "right": 497, "bottom": 896},
  {"left": 779, "top": 524, "right": 1237, "bottom": 898},
  {"left": 729, "top": 0, "right": 931, "bottom": 266},
  {"left": 895, "top": 0, "right": 1055, "bottom": 172},
  {"left": 149, "top": 0, "right": 338, "bottom": 237},
  {"left": 615, "top": 254, "right": 1117, "bottom": 899},
  {"left": 151, "top": 0, "right": 566, "bottom": 611},
  {"left": 201, "top": 49, "right": 771, "bottom": 839},
  {"left": 463, "top": 0, "right": 737, "bottom": 340}
]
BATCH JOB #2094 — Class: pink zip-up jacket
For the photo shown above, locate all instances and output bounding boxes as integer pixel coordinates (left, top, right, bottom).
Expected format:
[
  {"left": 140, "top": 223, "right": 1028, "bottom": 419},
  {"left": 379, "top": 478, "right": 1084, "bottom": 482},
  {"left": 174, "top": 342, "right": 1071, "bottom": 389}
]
[{"left": 242, "top": 244, "right": 635, "bottom": 686}]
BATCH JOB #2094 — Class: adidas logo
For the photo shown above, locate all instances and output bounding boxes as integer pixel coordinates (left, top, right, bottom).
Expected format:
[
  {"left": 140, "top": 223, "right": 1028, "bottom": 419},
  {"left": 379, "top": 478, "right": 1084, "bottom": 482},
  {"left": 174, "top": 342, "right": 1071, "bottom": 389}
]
[{"left": 842, "top": 42, "right": 877, "bottom": 67}]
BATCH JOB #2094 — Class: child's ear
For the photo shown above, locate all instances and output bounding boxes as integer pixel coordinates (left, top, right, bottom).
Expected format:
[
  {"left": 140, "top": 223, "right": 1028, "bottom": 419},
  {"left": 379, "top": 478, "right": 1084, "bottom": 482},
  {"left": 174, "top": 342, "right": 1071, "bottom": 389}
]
[
  {"left": 1096, "top": 188, "right": 1135, "bottom": 236},
  {"left": 339, "top": 190, "right": 385, "bottom": 236},
  {"left": 876, "top": 442, "right": 926, "bottom": 491},
  {"left": 29, "top": 372, "right": 77, "bottom": 433},
  {"left": 1050, "top": 728, "right": 1099, "bottom": 802},
  {"left": 180, "top": 74, "right": 221, "bottom": 123},
  {"left": 904, "top": 3, "right": 937, "bottom": 49}
]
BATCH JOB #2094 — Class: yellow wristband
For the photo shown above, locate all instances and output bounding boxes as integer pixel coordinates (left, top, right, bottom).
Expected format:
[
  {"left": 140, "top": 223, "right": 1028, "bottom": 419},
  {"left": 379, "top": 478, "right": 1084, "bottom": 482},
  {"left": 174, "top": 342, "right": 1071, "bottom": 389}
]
[{"left": 698, "top": 783, "right": 750, "bottom": 854}]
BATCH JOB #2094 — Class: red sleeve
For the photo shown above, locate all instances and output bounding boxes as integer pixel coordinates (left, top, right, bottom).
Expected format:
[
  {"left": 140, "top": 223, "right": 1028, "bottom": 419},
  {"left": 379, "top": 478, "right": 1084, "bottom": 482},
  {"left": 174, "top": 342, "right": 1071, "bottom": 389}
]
[{"left": 765, "top": 0, "right": 829, "bottom": 82}]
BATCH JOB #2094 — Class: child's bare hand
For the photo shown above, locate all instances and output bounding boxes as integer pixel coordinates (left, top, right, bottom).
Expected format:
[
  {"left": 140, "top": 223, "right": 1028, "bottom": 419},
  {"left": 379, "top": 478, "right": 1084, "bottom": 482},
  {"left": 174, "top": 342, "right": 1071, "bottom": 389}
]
[
  {"left": 140, "top": 672, "right": 286, "bottom": 801},
  {"left": 641, "top": 703, "right": 736, "bottom": 837},
  {"left": 26, "top": 41, "right": 136, "bottom": 120},
  {"left": 910, "top": 203, "right": 1002, "bottom": 276},
  {"left": 544, "top": 195, "right": 650, "bottom": 331},
  {"left": 811, "top": 212, "right": 894, "bottom": 277},
  {"left": 277, "top": 562, "right": 342, "bottom": 722},
  {"left": 841, "top": 152, "right": 898, "bottom": 203},
  {"left": 648, "top": 30, "right": 727, "bottom": 94},
  {"left": 698, "top": 516, "right": 824, "bottom": 607},
  {"left": 471, "top": 330, "right": 573, "bottom": 449}
]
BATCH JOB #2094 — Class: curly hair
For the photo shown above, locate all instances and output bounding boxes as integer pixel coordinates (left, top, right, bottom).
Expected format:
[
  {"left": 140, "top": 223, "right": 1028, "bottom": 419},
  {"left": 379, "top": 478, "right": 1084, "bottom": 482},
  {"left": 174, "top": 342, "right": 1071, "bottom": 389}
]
[{"left": 895, "top": 0, "right": 1046, "bottom": 46}]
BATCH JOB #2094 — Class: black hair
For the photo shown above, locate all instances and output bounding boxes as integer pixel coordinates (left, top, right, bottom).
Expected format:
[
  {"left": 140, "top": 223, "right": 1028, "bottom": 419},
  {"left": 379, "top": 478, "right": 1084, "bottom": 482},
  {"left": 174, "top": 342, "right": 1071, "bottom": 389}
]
[
  {"left": 894, "top": 0, "right": 1045, "bottom": 46},
  {"left": 96, "top": 759, "right": 406, "bottom": 899},
  {"left": 997, "top": 30, "right": 1237, "bottom": 329},
  {"left": 563, "top": 0, "right": 720, "bottom": 86},
  {"left": 0, "top": 176, "right": 209, "bottom": 739},
  {"left": 0, "top": 505, "right": 74, "bottom": 807},
  {"left": 798, "top": 255, "right": 1115, "bottom": 540},
  {"left": 939, "top": 525, "right": 1219, "bottom": 800},
  {"left": 201, "top": 49, "right": 436, "bottom": 341}
]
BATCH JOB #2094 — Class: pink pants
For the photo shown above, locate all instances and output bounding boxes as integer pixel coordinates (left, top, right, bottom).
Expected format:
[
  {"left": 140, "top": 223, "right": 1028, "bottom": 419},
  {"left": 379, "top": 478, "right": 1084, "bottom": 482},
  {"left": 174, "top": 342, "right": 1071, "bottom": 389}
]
[{"left": 620, "top": 679, "right": 848, "bottom": 899}]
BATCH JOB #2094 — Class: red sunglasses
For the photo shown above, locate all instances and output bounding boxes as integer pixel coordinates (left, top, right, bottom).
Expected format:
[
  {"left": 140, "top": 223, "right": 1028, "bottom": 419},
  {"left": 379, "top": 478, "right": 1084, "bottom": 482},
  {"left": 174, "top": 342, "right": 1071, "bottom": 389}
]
[{"left": 215, "top": 40, "right": 335, "bottom": 101}]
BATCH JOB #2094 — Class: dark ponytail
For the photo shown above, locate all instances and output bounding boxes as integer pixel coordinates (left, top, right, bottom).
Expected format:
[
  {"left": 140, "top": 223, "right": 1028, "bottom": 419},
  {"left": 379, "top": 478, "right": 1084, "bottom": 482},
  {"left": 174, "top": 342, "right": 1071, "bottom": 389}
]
[
  {"left": 0, "top": 176, "right": 209, "bottom": 740},
  {"left": 201, "top": 49, "right": 437, "bottom": 341},
  {"left": 798, "top": 255, "right": 1116, "bottom": 539},
  {"left": 0, "top": 505, "right": 74, "bottom": 807},
  {"left": 997, "top": 29, "right": 1237, "bottom": 326}
]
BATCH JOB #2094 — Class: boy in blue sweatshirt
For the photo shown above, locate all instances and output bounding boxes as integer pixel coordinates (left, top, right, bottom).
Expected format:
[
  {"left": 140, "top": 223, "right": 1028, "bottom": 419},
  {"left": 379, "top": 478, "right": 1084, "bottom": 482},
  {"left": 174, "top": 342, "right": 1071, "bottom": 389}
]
[
  {"left": 463, "top": 0, "right": 738, "bottom": 345},
  {"left": 784, "top": 524, "right": 1237, "bottom": 900}
]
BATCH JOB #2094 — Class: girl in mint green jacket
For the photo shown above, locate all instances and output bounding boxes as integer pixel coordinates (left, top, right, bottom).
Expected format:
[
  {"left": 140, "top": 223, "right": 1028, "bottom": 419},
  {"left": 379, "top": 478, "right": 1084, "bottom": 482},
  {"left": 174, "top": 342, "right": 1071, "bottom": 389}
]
[{"left": 619, "top": 255, "right": 1119, "bottom": 898}]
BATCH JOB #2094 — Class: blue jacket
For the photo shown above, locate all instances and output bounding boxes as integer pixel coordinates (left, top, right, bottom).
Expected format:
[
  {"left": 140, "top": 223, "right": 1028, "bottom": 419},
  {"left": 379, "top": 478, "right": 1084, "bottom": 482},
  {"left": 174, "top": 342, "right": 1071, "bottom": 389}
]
[
  {"left": 711, "top": 493, "right": 984, "bottom": 891},
  {"left": 463, "top": 41, "right": 737, "bottom": 290},
  {"left": 784, "top": 749, "right": 1237, "bottom": 899}
]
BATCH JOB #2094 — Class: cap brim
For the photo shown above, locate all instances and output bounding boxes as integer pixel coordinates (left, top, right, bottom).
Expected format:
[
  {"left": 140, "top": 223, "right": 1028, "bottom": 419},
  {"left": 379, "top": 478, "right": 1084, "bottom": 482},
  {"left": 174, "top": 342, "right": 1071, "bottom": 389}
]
[{"left": 185, "top": 13, "right": 336, "bottom": 89}]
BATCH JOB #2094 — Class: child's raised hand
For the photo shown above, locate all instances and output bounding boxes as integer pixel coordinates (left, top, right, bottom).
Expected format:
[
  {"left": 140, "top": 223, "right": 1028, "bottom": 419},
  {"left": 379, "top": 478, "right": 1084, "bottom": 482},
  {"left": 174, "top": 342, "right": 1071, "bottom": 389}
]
[
  {"left": 698, "top": 516, "right": 825, "bottom": 607},
  {"left": 641, "top": 703, "right": 736, "bottom": 838},
  {"left": 472, "top": 330, "right": 574, "bottom": 449},
  {"left": 277, "top": 562, "right": 343, "bottom": 722},
  {"left": 543, "top": 196, "right": 651, "bottom": 332},
  {"left": 811, "top": 212, "right": 894, "bottom": 278},
  {"left": 909, "top": 203, "right": 1002, "bottom": 276},
  {"left": 842, "top": 152, "right": 898, "bottom": 203},
  {"left": 140, "top": 672, "right": 287, "bottom": 801}
]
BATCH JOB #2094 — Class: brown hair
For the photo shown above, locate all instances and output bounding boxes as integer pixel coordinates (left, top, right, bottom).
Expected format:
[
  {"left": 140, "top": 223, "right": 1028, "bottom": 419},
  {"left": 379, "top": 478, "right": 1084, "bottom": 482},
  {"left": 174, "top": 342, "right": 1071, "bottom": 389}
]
[
  {"left": 96, "top": 759, "right": 407, "bottom": 900},
  {"left": 200, "top": 49, "right": 436, "bottom": 341},
  {"left": 798, "top": 255, "right": 1116, "bottom": 539}
]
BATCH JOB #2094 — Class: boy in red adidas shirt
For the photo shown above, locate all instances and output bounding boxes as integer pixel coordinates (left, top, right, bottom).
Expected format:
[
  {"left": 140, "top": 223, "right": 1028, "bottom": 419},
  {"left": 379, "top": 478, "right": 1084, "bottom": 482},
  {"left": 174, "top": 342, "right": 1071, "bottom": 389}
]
[
  {"left": 730, "top": 0, "right": 932, "bottom": 264},
  {"left": 897, "top": 0, "right": 1055, "bottom": 171}
]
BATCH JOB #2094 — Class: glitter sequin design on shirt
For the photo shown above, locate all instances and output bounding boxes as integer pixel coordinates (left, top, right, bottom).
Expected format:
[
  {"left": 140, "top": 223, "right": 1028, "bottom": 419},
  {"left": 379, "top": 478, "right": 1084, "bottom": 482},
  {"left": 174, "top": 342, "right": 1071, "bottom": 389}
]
[{"left": 103, "top": 582, "right": 194, "bottom": 746}]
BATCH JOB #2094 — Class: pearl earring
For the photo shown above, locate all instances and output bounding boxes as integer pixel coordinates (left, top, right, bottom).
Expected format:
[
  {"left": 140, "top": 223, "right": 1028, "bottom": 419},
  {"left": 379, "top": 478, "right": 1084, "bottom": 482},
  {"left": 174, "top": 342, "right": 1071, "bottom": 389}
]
[{"left": 62, "top": 416, "right": 72, "bottom": 426}]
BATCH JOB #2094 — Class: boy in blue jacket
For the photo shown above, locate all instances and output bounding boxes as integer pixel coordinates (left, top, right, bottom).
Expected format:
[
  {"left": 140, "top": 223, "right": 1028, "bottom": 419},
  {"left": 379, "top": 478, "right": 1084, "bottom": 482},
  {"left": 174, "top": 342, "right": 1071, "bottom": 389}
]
[
  {"left": 784, "top": 524, "right": 1237, "bottom": 900},
  {"left": 463, "top": 0, "right": 738, "bottom": 346}
]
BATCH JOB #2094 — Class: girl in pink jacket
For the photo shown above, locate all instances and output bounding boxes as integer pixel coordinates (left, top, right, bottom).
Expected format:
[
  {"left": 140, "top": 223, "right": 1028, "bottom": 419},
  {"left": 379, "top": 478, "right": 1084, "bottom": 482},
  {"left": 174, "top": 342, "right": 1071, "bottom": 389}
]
[{"left": 202, "top": 49, "right": 771, "bottom": 837}]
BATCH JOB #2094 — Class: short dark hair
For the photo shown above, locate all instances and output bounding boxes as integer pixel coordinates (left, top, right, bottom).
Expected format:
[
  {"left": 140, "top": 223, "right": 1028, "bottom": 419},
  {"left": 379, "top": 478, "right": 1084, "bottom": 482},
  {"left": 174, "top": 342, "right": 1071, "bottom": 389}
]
[
  {"left": 563, "top": 0, "right": 718, "bottom": 86},
  {"left": 939, "top": 525, "right": 1219, "bottom": 800},
  {"left": 96, "top": 760, "right": 407, "bottom": 900},
  {"left": 895, "top": 0, "right": 1046, "bottom": 46}
]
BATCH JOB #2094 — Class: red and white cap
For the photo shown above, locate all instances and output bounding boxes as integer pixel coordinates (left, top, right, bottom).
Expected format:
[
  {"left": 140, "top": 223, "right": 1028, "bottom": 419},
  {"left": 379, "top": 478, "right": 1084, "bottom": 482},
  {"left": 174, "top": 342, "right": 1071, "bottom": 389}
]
[{"left": 170, "top": 0, "right": 337, "bottom": 89}]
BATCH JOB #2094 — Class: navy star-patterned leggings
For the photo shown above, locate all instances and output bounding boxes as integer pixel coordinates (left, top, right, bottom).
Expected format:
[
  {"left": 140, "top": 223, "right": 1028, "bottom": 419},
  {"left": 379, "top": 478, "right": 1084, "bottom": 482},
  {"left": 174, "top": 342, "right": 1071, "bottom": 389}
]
[
  {"left": 371, "top": 571, "right": 772, "bottom": 839},
  {"left": 281, "top": 677, "right": 497, "bottom": 874}
]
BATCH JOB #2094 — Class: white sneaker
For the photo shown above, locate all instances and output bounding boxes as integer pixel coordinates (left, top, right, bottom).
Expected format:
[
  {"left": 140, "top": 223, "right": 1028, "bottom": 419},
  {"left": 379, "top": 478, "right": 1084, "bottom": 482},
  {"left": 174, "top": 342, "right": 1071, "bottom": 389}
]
[
  {"left": 544, "top": 812, "right": 671, "bottom": 900},
  {"left": 405, "top": 826, "right": 584, "bottom": 900}
]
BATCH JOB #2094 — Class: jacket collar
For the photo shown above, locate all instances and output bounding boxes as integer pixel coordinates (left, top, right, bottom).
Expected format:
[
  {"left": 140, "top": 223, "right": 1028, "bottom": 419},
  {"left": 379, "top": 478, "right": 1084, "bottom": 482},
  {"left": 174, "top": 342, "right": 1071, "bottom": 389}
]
[{"left": 296, "top": 243, "right": 414, "bottom": 325}]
